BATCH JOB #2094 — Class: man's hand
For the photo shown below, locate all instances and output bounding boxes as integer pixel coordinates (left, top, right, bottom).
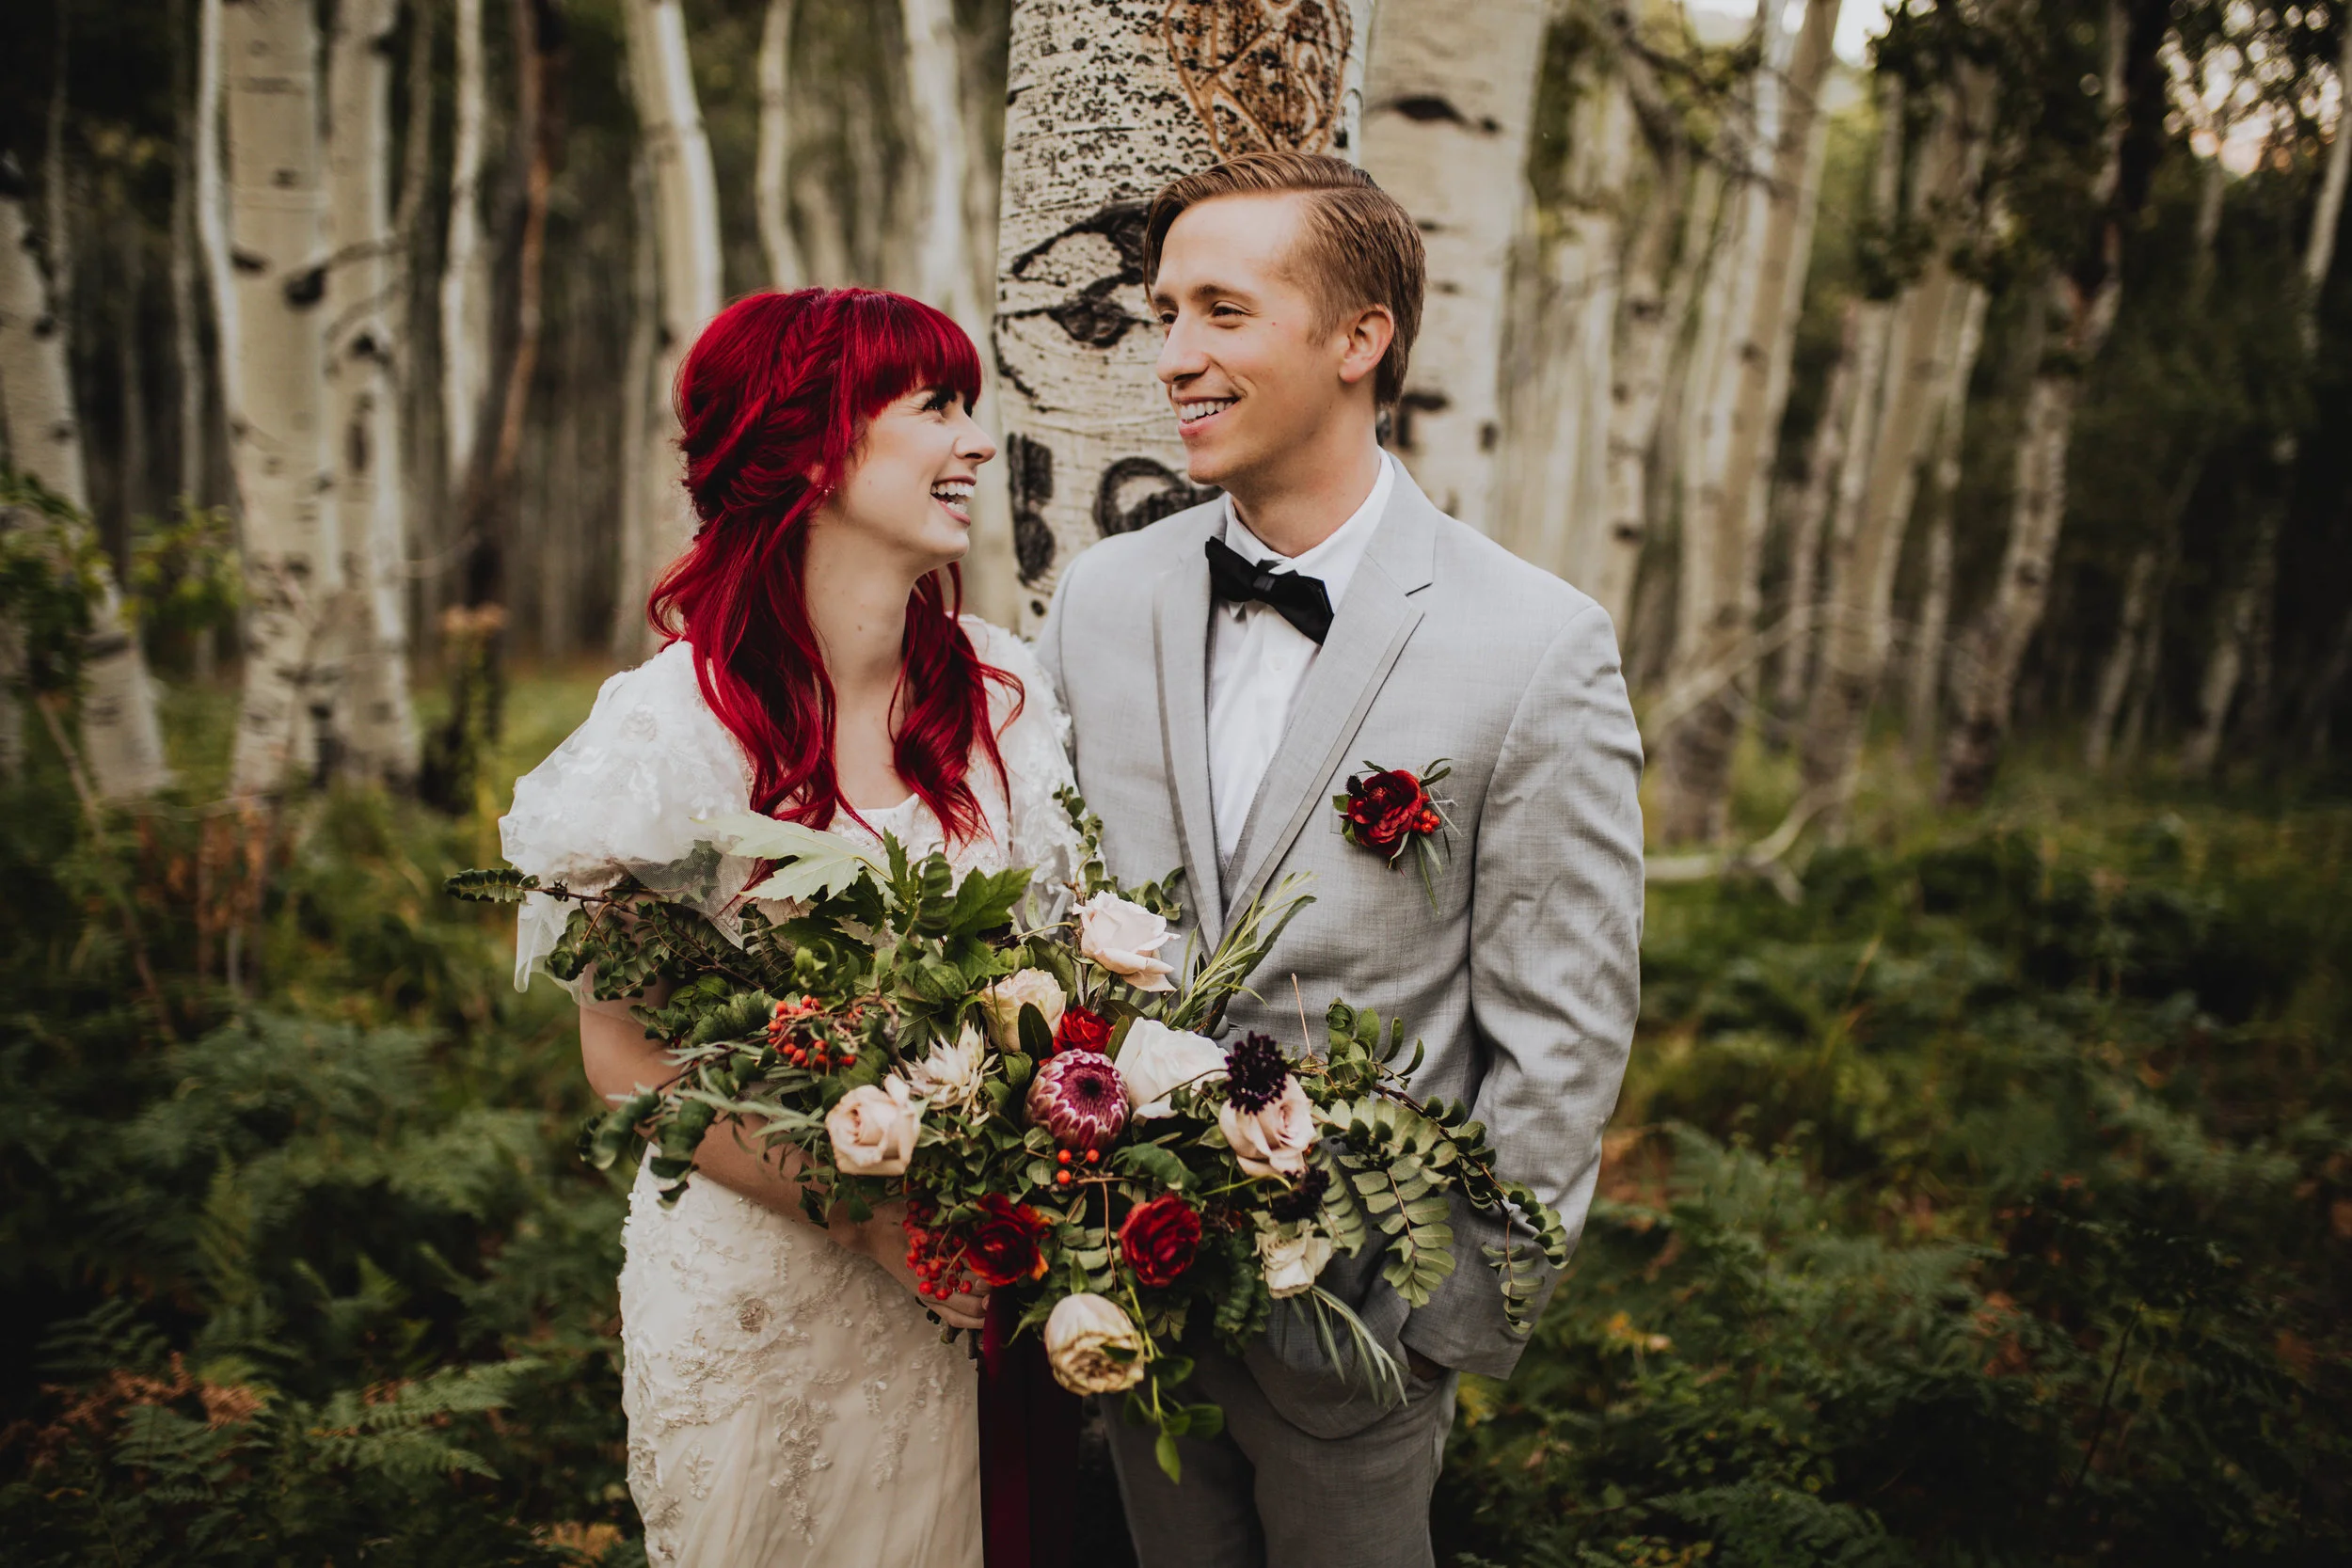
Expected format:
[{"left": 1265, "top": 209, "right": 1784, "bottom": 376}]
[{"left": 1406, "top": 1347, "right": 1446, "bottom": 1385}]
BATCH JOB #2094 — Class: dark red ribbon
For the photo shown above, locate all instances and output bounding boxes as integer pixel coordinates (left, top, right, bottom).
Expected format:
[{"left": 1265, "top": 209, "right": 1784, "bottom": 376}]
[{"left": 978, "top": 1292, "right": 1080, "bottom": 1568}]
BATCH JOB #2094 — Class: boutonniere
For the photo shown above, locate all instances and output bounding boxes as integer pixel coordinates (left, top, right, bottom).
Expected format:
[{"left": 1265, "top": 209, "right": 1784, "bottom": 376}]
[{"left": 1333, "top": 758, "right": 1455, "bottom": 909}]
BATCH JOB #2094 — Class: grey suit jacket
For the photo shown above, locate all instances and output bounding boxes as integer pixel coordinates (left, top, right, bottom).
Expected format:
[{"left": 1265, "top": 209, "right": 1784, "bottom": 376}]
[{"left": 1038, "top": 466, "right": 1644, "bottom": 1437}]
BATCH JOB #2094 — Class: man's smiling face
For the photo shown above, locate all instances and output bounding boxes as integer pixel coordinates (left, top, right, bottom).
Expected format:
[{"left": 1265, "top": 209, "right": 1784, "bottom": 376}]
[{"left": 1151, "top": 192, "right": 1355, "bottom": 493}]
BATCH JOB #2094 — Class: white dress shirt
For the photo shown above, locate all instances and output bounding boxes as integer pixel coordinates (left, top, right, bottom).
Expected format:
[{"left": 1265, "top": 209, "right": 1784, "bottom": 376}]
[{"left": 1206, "top": 452, "right": 1396, "bottom": 867}]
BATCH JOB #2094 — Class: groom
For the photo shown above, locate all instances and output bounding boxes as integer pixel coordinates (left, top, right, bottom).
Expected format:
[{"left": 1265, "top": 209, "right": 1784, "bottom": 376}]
[{"left": 1037, "top": 151, "right": 1645, "bottom": 1567}]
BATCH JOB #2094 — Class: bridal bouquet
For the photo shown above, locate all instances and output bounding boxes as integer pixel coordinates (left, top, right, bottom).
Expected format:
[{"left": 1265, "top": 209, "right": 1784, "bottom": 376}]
[{"left": 449, "top": 793, "right": 1566, "bottom": 1478}]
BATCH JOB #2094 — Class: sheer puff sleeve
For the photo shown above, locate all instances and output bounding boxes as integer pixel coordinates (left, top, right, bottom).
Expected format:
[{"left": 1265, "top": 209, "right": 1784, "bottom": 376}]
[
  {"left": 966, "top": 616, "right": 1082, "bottom": 917},
  {"left": 498, "top": 641, "right": 757, "bottom": 993}
]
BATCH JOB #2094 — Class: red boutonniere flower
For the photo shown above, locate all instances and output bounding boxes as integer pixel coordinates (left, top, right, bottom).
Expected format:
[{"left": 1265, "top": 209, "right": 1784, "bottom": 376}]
[{"left": 1333, "top": 758, "right": 1454, "bottom": 908}]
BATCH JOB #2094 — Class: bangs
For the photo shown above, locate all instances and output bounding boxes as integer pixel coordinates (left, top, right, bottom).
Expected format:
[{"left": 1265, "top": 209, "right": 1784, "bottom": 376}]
[{"left": 838, "top": 290, "right": 984, "bottom": 422}]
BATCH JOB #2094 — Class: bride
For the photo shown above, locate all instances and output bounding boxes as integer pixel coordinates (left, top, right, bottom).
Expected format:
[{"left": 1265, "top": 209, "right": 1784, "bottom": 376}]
[{"left": 500, "top": 288, "right": 1078, "bottom": 1565}]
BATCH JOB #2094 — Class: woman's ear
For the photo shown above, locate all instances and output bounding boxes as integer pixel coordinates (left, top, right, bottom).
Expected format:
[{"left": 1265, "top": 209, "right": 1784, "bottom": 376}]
[{"left": 1337, "top": 304, "right": 1396, "bottom": 389}]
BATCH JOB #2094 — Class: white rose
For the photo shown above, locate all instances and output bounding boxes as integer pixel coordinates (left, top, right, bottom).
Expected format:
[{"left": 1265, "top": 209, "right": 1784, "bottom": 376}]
[
  {"left": 902, "top": 1022, "right": 988, "bottom": 1116},
  {"left": 1075, "top": 892, "right": 1178, "bottom": 993},
  {"left": 977, "top": 969, "right": 1066, "bottom": 1053},
  {"left": 1256, "top": 1219, "right": 1335, "bottom": 1299},
  {"left": 1118, "top": 1020, "right": 1228, "bottom": 1118},
  {"left": 824, "top": 1078, "right": 923, "bottom": 1176},
  {"left": 1043, "top": 1291, "right": 1148, "bottom": 1395},
  {"left": 1218, "top": 1076, "right": 1316, "bottom": 1179}
]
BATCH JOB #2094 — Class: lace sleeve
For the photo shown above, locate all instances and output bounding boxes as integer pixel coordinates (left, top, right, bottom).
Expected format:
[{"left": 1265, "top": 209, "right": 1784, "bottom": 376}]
[
  {"left": 969, "top": 617, "right": 1082, "bottom": 920},
  {"left": 498, "top": 641, "right": 758, "bottom": 993}
]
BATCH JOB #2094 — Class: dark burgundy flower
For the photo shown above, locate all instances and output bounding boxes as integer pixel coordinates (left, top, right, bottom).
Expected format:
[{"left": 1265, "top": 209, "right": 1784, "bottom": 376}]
[
  {"left": 1345, "top": 768, "right": 1429, "bottom": 852},
  {"left": 1053, "top": 1005, "right": 1112, "bottom": 1057},
  {"left": 1223, "top": 1032, "right": 1291, "bottom": 1113},
  {"left": 1118, "top": 1196, "right": 1202, "bottom": 1288},
  {"left": 1025, "top": 1049, "right": 1128, "bottom": 1151},
  {"left": 1267, "top": 1165, "right": 1330, "bottom": 1224},
  {"left": 963, "top": 1193, "right": 1053, "bottom": 1287}
]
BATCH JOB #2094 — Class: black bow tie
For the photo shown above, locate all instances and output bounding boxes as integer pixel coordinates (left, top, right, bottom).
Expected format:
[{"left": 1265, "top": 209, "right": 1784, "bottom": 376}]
[{"left": 1205, "top": 536, "right": 1334, "bottom": 645}]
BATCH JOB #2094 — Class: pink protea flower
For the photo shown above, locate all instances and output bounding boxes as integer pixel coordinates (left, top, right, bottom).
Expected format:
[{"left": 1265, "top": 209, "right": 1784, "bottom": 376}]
[{"left": 1025, "top": 1050, "right": 1129, "bottom": 1152}]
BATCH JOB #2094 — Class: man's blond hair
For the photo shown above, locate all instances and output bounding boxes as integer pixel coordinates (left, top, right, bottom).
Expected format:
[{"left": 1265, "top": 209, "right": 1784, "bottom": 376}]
[{"left": 1143, "top": 150, "right": 1425, "bottom": 407}]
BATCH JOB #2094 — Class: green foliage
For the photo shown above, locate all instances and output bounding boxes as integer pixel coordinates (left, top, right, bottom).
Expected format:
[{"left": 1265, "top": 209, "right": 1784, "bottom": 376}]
[
  {"left": 1437, "top": 804, "right": 2352, "bottom": 1566},
  {"left": 0, "top": 462, "right": 108, "bottom": 695},
  {"left": 124, "top": 495, "right": 243, "bottom": 641}
]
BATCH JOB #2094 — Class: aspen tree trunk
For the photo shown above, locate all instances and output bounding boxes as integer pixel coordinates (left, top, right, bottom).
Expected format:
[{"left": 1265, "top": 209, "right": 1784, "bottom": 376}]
[
  {"left": 2178, "top": 19, "right": 2352, "bottom": 779},
  {"left": 612, "top": 155, "right": 659, "bottom": 657},
  {"left": 442, "top": 0, "right": 493, "bottom": 498},
  {"left": 1592, "top": 136, "right": 1709, "bottom": 636},
  {"left": 1804, "top": 73, "right": 1988, "bottom": 818},
  {"left": 172, "top": 0, "right": 207, "bottom": 508},
  {"left": 325, "top": 0, "right": 419, "bottom": 786},
  {"left": 1505, "top": 71, "right": 1636, "bottom": 579},
  {"left": 617, "top": 0, "right": 723, "bottom": 657},
  {"left": 899, "top": 0, "right": 1018, "bottom": 626},
  {"left": 394, "top": 0, "right": 437, "bottom": 653},
  {"left": 215, "top": 0, "right": 342, "bottom": 797},
  {"left": 756, "top": 0, "right": 805, "bottom": 290},
  {"left": 993, "top": 0, "right": 1377, "bottom": 618},
  {"left": 1773, "top": 298, "right": 1858, "bottom": 718},
  {"left": 1655, "top": 0, "right": 1804, "bottom": 843},
  {"left": 116, "top": 204, "right": 152, "bottom": 539},
  {"left": 1940, "top": 0, "right": 2160, "bottom": 806},
  {"left": 1359, "top": 0, "right": 1549, "bottom": 528},
  {"left": 0, "top": 159, "right": 174, "bottom": 799},
  {"left": 1901, "top": 279, "right": 1987, "bottom": 758},
  {"left": 2084, "top": 547, "right": 2156, "bottom": 771}
]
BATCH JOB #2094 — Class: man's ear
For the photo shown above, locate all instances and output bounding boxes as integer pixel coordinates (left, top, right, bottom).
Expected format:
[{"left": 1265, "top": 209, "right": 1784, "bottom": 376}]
[{"left": 1336, "top": 304, "right": 1395, "bottom": 390}]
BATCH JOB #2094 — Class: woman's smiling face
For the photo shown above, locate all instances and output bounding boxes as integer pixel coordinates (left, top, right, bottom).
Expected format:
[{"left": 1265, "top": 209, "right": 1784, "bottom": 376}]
[{"left": 814, "top": 384, "right": 997, "bottom": 574}]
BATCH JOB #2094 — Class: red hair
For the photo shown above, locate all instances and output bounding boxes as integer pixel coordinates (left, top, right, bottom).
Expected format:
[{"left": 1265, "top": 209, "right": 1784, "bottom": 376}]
[{"left": 649, "top": 288, "right": 1018, "bottom": 843}]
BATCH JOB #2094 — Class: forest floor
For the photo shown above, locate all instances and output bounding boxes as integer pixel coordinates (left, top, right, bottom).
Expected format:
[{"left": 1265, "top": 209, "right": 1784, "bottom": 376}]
[{"left": 1, "top": 663, "right": 2344, "bottom": 1566}]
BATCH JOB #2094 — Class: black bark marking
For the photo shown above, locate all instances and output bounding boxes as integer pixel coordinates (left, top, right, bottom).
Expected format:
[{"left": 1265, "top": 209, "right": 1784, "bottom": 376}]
[
  {"left": 1007, "top": 432, "right": 1057, "bottom": 583},
  {"left": 1391, "top": 95, "right": 1467, "bottom": 126},
  {"left": 1003, "top": 200, "right": 1155, "bottom": 350},
  {"left": 1392, "top": 389, "right": 1449, "bottom": 452},
  {"left": 1095, "top": 455, "right": 1216, "bottom": 538}
]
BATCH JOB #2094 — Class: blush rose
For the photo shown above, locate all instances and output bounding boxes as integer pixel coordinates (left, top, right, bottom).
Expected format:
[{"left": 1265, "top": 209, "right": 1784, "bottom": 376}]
[
  {"left": 825, "top": 1078, "right": 923, "bottom": 1177},
  {"left": 1218, "top": 1076, "right": 1316, "bottom": 1179},
  {"left": 1075, "top": 892, "right": 1178, "bottom": 992}
]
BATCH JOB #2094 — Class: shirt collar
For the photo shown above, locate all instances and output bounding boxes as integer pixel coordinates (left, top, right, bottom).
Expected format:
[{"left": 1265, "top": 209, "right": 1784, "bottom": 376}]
[{"left": 1218, "top": 451, "right": 1394, "bottom": 619}]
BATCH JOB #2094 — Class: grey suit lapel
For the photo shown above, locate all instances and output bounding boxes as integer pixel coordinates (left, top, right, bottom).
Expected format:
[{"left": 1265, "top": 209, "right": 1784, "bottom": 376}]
[
  {"left": 1222, "top": 467, "right": 1440, "bottom": 920},
  {"left": 1152, "top": 515, "right": 1226, "bottom": 947}
]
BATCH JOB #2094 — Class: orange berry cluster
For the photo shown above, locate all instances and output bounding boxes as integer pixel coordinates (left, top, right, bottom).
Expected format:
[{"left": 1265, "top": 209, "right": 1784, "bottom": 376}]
[
  {"left": 901, "top": 1199, "right": 977, "bottom": 1303},
  {"left": 1052, "top": 1147, "right": 1103, "bottom": 1187},
  {"left": 765, "top": 996, "right": 844, "bottom": 1072}
]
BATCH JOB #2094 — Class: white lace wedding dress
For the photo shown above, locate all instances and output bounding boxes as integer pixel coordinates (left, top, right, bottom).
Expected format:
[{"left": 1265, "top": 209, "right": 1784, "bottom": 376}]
[{"left": 500, "top": 618, "right": 1079, "bottom": 1568}]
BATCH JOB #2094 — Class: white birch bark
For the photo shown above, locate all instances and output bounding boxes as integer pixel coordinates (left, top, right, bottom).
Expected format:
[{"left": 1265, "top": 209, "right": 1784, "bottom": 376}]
[
  {"left": 1900, "top": 279, "right": 1987, "bottom": 758},
  {"left": 618, "top": 0, "right": 724, "bottom": 657},
  {"left": 1592, "top": 139, "right": 1713, "bottom": 636},
  {"left": 0, "top": 159, "right": 174, "bottom": 799},
  {"left": 1359, "top": 0, "right": 1549, "bottom": 529},
  {"left": 756, "top": 0, "right": 805, "bottom": 290},
  {"left": 441, "top": 0, "right": 492, "bottom": 491},
  {"left": 993, "top": 0, "right": 1377, "bottom": 620},
  {"left": 612, "top": 155, "right": 660, "bottom": 657},
  {"left": 1773, "top": 297, "right": 1858, "bottom": 717},
  {"left": 325, "top": 0, "right": 418, "bottom": 786},
  {"left": 1804, "top": 73, "right": 1987, "bottom": 816},
  {"left": 2178, "top": 19, "right": 2352, "bottom": 779},
  {"left": 215, "top": 0, "right": 342, "bottom": 797},
  {"left": 2084, "top": 546, "right": 2156, "bottom": 771}
]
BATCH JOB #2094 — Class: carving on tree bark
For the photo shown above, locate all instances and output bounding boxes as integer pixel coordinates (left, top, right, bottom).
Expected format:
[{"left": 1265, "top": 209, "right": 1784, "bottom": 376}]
[
  {"left": 1095, "top": 455, "right": 1216, "bottom": 538},
  {"left": 1163, "top": 0, "right": 1357, "bottom": 157}
]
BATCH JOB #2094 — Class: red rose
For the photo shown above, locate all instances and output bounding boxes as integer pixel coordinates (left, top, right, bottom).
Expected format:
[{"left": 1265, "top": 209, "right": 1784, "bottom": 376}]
[
  {"left": 1118, "top": 1195, "right": 1202, "bottom": 1289},
  {"left": 1054, "top": 1005, "right": 1112, "bottom": 1056},
  {"left": 1347, "top": 768, "right": 1428, "bottom": 851},
  {"left": 963, "top": 1193, "right": 1053, "bottom": 1287}
]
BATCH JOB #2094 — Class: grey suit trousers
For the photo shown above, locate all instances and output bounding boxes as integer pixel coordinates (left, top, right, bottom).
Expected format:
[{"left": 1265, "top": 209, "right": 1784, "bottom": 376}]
[{"left": 1101, "top": 1352, "right": 1460, "bottom": 1568}]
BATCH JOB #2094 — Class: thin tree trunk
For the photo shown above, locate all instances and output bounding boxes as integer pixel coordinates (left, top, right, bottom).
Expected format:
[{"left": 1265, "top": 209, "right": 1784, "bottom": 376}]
[
  {"left": 756, "top": 0, "right": 805, "bottom": 290},
  {"left": 1593, "top": 129, "right": 1708, "bottom": 637},
  {"left": 395, "top": 0, "right": 440, "bottom": 656},
  {"left": 116, "top": 202, "right": 151, "bottom": 541},
  {"left": 612, "top": 153, "right": 659, "bottom": 657},
  {"left": 993, "top": 0, "right": 1378, "bottom": 619},
  {"left": 213, "top": 0, "right": 341, "bottom": 797},
  {"left": 442, "top": 0, "right": 492, "bottom": 503},
  {"left": 1773, "top": 298, "right": 1858, "bottom": 719},
  {"left": 1359, "top": 0, "right": 1549, "bottom": 529},
  {"left": 2084, "top": 547, "right": 2156, "bottom": 771},
  {"left": 171, "top": 0, "right": 207, "bottom": 508},
  {"left": 1805, "top": 73, "right": 1987, "bottom": 820},
  {"left": 1941, "top": 0, "right": 2162, "bottom": 806},
  {"left": 0, "top": 154, "right": 174, "bottom": 800},
  {"left": 618, "top": 0, "right": 723, "bottom": 657},
  {"left": 325, "top": 0, "right": 420, "bottom": 787},
  {"left": 2180, "top": 517, "right": 2275, "bottom": 777},
  {"left": 1901, "top": 279, "right": 1987, "bottom": 758}
]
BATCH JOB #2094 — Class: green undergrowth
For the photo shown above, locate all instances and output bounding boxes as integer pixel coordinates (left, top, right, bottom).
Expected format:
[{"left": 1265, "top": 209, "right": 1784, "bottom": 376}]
[
  {"left": 4, "top": 668, "right": 2346, "bottom": 1564},
  {"left": 1437, "top": 796, "right": 2352, "bottom": 1565}
]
